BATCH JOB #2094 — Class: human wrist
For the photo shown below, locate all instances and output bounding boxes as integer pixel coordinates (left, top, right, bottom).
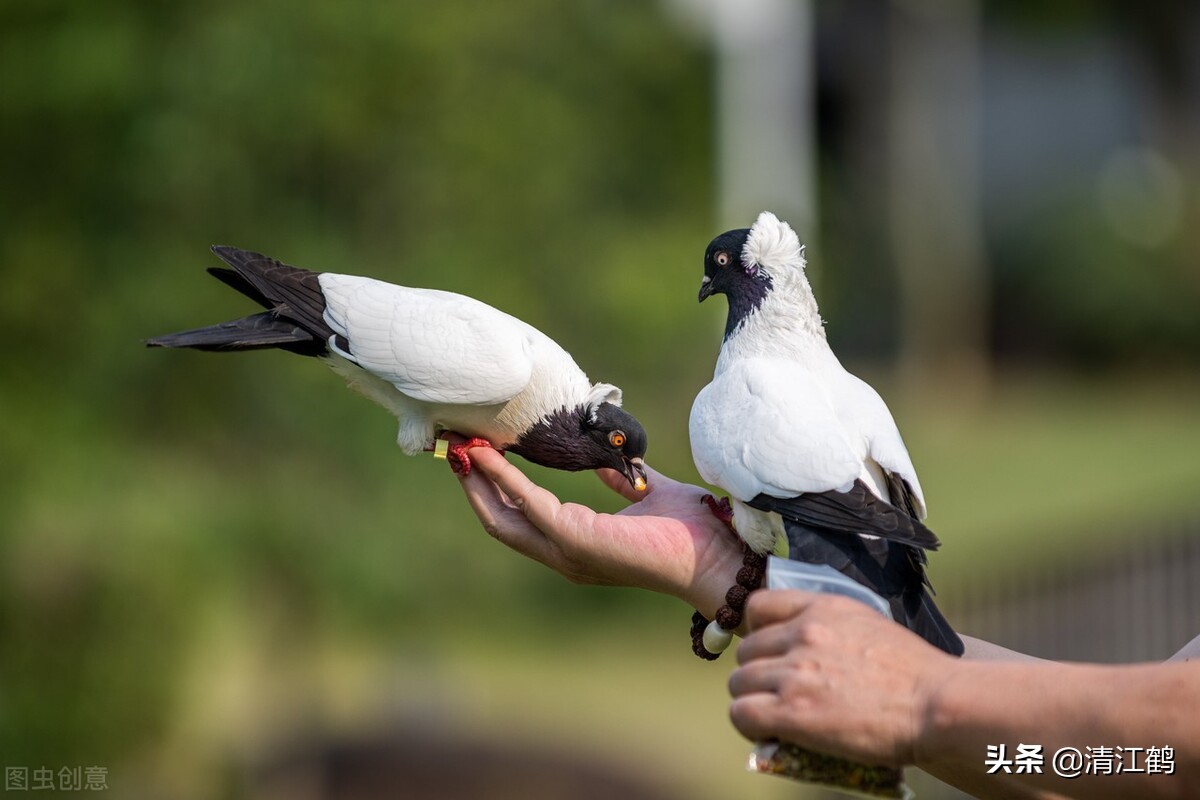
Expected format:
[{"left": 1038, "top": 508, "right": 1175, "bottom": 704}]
[
  {"left": 683, "top": 534, "right": 751, "bottom": 632},
  {"left": 686, "top": 543, "right": 765, "bottom": 664},
  {"left": 913, "top": 656, "right": 980, "bottom": 772}
]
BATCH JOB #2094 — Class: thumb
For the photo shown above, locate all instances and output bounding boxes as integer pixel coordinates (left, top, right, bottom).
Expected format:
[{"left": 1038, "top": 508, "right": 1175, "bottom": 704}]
[
  {"left": 744, "top": 589, "right": 822, "bottom": 631},
  {"left": 596, "top": 467, "right": 645, "bottom": 504},
  {"left": 595, "top": 460, "right": 667, "bottom": 503}
]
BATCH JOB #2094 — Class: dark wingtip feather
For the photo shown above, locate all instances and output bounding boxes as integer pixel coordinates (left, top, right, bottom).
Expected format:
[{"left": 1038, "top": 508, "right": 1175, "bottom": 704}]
[{"left": 750, "top": 481, "right": 941, "bottom": 550}]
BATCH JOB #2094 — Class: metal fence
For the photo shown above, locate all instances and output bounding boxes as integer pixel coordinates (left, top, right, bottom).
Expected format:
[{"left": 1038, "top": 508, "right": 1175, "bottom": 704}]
[{"left": 948, "top": 519, "right": 1200, "bottom": 664}]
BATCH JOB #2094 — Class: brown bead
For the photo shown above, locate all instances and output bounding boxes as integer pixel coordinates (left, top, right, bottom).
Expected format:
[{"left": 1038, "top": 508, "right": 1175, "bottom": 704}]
[
  {"left": 725, "top": 584, "right": 750, "bottom": 610},
  {"left": 689, "top": 553, "right": 767, "bottom": 660},
  {"left": 736, "top": 566, "right": 764, "bottom": 588},
  {"left": 715, "top": 605, "right": 742, "bottom": 630}
]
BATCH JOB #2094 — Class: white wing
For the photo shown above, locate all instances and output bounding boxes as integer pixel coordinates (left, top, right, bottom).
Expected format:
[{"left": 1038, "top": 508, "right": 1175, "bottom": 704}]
[
  {"left": 832, "top": 372, "right": 927, "bottom": 517},
  {"left": 689, "top": 357, "right": 864, "bottom": 502},
  {"left": 318, "top": 274, "right": 536, "bottom": 406}
]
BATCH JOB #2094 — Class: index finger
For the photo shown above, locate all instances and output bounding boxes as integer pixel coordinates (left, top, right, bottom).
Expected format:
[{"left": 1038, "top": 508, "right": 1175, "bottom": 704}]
[
  {"left": 744, "top": 589, "right": 822, "bottom": 631},
  {"left": 457, "top": 456, "right": 561, "bottom": 567},
  {"left": 467, "top": 446, "right": 569, "bottom": 534}
]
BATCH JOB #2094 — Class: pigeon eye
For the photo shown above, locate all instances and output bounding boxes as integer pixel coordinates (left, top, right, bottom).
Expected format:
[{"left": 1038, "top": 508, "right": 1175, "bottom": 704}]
[
  {"left": 608, "top": 431, "right": 626, "bottom": 447},
  {"left": 715, "top": 251, "right": 731, "bottom": 267}
]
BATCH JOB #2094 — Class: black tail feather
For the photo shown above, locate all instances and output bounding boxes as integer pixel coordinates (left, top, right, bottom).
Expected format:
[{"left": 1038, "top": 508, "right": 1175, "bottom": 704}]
[
  {"left": 146, "top": 311, "right": 324, "bottom": 355},
  {"left": 147, "top": 246, "right": 335, "bottom": 357},
  {"left": 208, "top": 246, "right": 331, "bottom": 341},
  {"left": 905, "top": 591, "right": 965, "bottom": 657},
  {"left": 784, "top": 519, "right": 964, "bottom": 656},
  {"left": 206, "top": 267, "right": 273, "bottom": 310}
]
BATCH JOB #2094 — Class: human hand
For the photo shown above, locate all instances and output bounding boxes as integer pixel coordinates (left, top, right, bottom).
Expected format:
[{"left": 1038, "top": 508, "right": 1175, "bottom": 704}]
[
  {"left": 728, "top": 590, "right": 957, "bottom": 768},
  {"left": 454, "top": 445, "right": 745, "bottom": 621}
]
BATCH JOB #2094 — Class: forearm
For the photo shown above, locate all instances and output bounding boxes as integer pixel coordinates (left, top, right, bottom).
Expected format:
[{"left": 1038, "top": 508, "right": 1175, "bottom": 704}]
[
  {"left": 918, "top": 660, "right": 1199, "bottom": 799},
  {"left": 961, "top": 635, "right": 1051, "bottom": 663}
]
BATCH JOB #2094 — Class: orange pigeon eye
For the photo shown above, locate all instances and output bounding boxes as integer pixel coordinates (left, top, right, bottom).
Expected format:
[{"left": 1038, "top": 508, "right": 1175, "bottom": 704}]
[
  {"left": 715, "top": 251, "right": 731, "bottom": 267},
  {"left": 609, "top": 431, "right": 626, "bottom": 447}
]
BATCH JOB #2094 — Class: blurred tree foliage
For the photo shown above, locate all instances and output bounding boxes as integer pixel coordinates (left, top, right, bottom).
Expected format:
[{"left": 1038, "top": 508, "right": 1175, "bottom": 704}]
[{"left": 982, "top": 0, "right": 1200, "bottom": 366}]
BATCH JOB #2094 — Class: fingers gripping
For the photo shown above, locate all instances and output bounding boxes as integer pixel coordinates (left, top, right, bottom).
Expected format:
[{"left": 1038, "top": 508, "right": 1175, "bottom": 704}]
[{"left": 469, "top": 449, "right": 565, "bottom": 533}]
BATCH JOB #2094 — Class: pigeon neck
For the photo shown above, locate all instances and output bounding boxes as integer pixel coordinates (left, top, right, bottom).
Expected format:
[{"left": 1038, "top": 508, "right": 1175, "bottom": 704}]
[
  {"left": 507, "top": 406, "right": 595, "bottom": 471},
  {"left": 722, "top": 276, "right": 773, "bottom": 340},
  {"left": 722, "top": 276, "right": 825, "bottom": 349}
]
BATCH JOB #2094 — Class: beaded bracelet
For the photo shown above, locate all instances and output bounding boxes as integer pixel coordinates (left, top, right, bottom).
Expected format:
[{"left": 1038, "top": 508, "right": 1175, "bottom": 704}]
[{"left": 690, "top": 545, "right": 767, "bottom": 660}]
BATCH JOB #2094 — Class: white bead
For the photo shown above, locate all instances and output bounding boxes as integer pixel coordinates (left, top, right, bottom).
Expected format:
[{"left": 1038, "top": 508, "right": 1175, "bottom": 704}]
[{"left": 702, "top": 621, "right": 734, "bottom": 654}]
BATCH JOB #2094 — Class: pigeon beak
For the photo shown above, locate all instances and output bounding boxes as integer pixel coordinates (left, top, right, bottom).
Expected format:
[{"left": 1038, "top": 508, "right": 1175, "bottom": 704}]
[
  {"left": 623, "top": 457, "right": 648, "bottom": 492},
  {"left": 698, "top": 276, "right": 715, "bottom": 303}
]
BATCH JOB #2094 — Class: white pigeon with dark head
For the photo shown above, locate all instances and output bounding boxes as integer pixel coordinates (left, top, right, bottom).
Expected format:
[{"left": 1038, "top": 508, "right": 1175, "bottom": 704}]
[
  {"left": 689, "top": 212, "right": 962, "bottom": 655},
  {"left": 149, "top": 246, "right": 649, "bottom": 489}
]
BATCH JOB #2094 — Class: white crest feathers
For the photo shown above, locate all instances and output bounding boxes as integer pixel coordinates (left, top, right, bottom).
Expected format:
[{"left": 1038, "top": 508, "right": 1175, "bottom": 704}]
[
  {"left": 743, "top": 211, "right": 806, "bottom": 277},
  {"left": 585, "top": 383, "right": 622, "bottom": 421}
]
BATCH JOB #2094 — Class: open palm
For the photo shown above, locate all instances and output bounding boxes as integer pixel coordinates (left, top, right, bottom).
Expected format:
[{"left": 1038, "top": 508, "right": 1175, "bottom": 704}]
[{"left": 456, "top": 445, "right": 745, "bottom": 620}]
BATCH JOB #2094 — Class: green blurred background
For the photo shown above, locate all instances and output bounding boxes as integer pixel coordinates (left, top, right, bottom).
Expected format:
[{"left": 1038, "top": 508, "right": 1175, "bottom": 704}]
[{"left": 2, "top": 2, "right": 1199, "bottom": 798}]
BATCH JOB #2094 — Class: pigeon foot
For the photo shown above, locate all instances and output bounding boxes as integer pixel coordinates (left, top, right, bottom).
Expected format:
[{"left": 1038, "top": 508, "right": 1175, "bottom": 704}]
[
  {"left": 445, "top": 437, "right": 496, "bottom": 477},
  {"left": 701, "top": 494, "right": 736, "bottom": 531}
]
